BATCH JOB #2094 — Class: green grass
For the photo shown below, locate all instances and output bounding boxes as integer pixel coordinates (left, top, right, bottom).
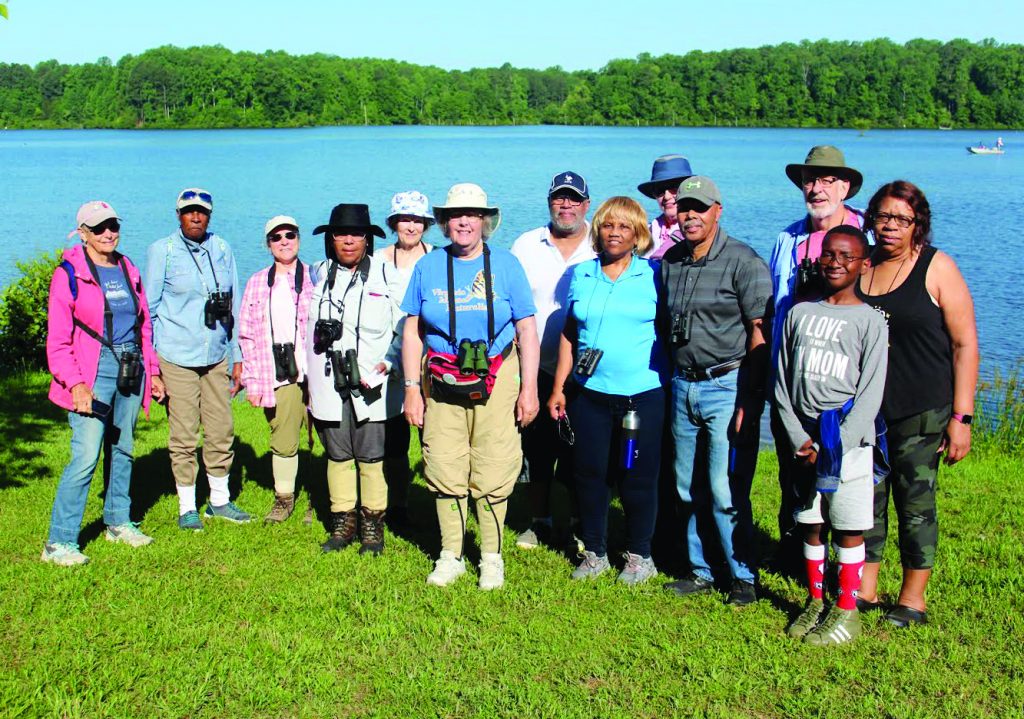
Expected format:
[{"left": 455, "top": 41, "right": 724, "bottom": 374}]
[{"left": 1, "top": 371, "right": 1023, "bottom": 718}]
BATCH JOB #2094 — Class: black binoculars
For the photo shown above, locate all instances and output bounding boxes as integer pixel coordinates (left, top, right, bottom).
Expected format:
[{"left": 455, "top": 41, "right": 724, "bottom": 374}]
[
  {"left": 456, "top": 338, "right": 490, "bottom": 378},
  {"left": 313, "top": 319, "right": 343, "bottom": 354},
  {"left": 204, "top": 291, "right": 233, "bottom": 330},
  {"left": 116, "top": 350, "right": 143, "bottom": 394},
  {"left": 670, "top": 310, "right": 692, "bottom": 345},
  {"left": 272, "top": 342, "right": 298, "bottom": 382},
  {"left": 329, "top": 349, "right": 361, "bottom": 398},
  {"left": 574, "top": 348, "right": 603, "bottom": 377},
  {"left": 796, "top": 257, "right": 822, "bottom": 295}
]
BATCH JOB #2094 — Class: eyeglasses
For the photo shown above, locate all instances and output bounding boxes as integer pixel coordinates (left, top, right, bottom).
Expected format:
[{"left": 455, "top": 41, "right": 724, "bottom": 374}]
[
  {"left": 268, "top": 231, "right": 297, "bottom": 242},
  {"left": 557, "top": 414, "right": 575, "bottom": 446},
  {"left": 872, "top": 212, "right": 916, "bottom": 229},
  {"left": 820, "top": 250, "right": 866, "bottom": 265},
  {"left": 550, "top": 194, "right": 584, "bottom": 207},
  {"left": 87, "top": 219, "right": 120, "bottom": 234},
  {"left": 179, "top": 190, "right": 213, "bottom": 204},
  {"left": 801, "top": 175, "right": 842, "bottom": 188}
]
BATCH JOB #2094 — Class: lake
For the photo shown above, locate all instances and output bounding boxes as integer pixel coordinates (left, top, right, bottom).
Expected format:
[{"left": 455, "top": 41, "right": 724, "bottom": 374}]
[{"left": 2, "top": 125, "right": 1021, "bottom": 377}]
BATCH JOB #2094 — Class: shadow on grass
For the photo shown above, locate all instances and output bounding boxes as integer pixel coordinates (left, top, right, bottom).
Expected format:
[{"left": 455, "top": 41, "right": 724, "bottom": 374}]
[{"left": 0, "top": 372, "right": 68, "bottom": 489}]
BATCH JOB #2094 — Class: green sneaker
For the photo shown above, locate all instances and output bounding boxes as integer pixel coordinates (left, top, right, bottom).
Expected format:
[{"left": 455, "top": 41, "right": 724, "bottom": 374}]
[
  {"left": 805, "top": 606, "right": 861, "bottom": 646},
  {"left": 787, "top": 597, "right": 826, "bottom": 639}
]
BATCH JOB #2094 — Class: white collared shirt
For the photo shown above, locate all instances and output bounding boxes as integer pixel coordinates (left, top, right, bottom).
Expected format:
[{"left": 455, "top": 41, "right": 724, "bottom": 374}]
[{"left": 510, "top": 223, "right": 595, "bottom": 374}]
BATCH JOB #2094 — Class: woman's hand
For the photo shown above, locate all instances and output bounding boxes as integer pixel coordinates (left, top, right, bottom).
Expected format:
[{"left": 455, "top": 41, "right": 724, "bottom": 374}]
[
  {"left": 404, "top": 386, "right": 425, "bottom": 428},
  {"left": 70, "top": 382, "right": 93, "bottom": 414},
  {"left": 547, "top": 389, "right": 567, "bottom": 422},
  {"left": 361, "top": 362, "right": 389, "bottom": 388},
  {"left": 151, "top": 375, "right": 167, "bottom": 403},
  {"left": 247, "top": 392, "right": 262, "bottom": 407},
  {"left": 516, "top": 386, "right": 539, "bottom": 428},
  {"left": 939, "top": 419, "right": 971, "bottom": 465},
  {"left": 795, "top": 438, "right": 818, "bottom": 467}
]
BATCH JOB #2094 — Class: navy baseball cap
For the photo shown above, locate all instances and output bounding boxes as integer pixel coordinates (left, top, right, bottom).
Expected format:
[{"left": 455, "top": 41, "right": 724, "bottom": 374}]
[{"left": 548, "top": 171, "right": 589, "bottom": 200}]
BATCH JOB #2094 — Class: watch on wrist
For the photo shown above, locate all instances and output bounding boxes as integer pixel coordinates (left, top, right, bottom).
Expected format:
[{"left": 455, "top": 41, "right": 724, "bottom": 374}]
[
  {"left": 403, "top": 379, "right": 421, "bottom": 388},
  {"left": 952, "top": 412, "right": 973, "bottom": 425}
]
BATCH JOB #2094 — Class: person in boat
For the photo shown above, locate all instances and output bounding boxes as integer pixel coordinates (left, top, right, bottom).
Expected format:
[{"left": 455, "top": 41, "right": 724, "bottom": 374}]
[{"left": 855, "top": 180, "right": 979, "bottom": 628}]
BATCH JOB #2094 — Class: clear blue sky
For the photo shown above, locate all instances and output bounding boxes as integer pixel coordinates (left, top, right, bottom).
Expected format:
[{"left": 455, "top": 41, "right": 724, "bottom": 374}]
[{"left": 1, "top": 0, "right": 1021, "bottom": 70}]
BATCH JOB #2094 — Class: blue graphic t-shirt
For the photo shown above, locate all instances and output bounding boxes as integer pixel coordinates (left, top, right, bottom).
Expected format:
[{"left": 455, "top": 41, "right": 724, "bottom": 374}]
[
  {"left": 401, "top": 246, "right": 536, "bottom": 355},
  {"left": 96, "top": 264, "right": 136, "bottom": 344}
]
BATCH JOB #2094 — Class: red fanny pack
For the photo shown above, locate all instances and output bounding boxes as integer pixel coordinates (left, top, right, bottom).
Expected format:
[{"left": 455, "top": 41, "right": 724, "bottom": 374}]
[{"left": 426, "top": 344, "right": 510, "bottom": 402}]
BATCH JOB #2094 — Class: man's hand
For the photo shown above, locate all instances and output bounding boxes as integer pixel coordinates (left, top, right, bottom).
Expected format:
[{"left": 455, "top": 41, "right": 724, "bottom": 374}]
[
  {"left": 795, "top": 438, "right": 818, "bottom": 467},
  {"left": 230, "top": 363, "right": 243, "bottom": 397}
]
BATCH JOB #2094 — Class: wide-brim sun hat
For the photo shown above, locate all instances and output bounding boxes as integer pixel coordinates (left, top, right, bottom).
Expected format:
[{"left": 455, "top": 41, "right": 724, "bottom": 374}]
[
  {"left": 312, "top": 203, "right": 386, "bottom": 238},
  {"left": 785, "top": 145, "right": 863, "bottom": 199},
  {"left": 637, "top": 155, "right": 694, "bottom": 198},
  {"left": 433, "top": 183, "right": 501, "bottom": 234},
  {"left": 387, "top": 191, "right": 435, "bottom": 225}
]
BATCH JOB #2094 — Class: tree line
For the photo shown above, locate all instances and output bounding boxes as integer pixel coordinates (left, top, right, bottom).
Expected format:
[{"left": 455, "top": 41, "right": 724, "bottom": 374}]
[{"left": 1, "top": 38, "right": 1022, "bottom": 130}]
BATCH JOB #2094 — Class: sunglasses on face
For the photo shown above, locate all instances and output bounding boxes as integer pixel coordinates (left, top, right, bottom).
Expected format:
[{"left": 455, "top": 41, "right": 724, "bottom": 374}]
[
  {"left": 268, "top": 231, "right": 298, "bottom": 242},
  {"left": 179, "top": 190, "right": 213, "bottom": 204},
  {"left": 87, "top": 219, "right": 120, "bottom": 234}
]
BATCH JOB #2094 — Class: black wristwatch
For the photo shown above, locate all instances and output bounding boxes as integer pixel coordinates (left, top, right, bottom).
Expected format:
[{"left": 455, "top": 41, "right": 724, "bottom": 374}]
[{"left": 952, "top": 412, "right": 973, "bottom": 425}]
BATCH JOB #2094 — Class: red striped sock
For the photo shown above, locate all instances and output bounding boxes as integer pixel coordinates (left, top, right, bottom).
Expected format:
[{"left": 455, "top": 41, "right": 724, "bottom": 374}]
[
  {"left": 837, "top": 543, "right": 866, "bottom": 611},
  {"left": 803, "top": 542, "right": 826, "bottom": 600}
]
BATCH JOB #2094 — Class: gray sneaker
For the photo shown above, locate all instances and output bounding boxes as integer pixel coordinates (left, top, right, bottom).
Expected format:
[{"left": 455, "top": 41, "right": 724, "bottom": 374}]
[
  {"left": 571, "top": 550, "right": 611, "bottom": 580},
  {"left": 105, "top": 523, "right": 154, "bottom": 547},
  {"left": 516, "top": 521, "right": 552, "bottom": 549},
  {"left": 617, "top": 552, "right": 658, "bottom": 585}
]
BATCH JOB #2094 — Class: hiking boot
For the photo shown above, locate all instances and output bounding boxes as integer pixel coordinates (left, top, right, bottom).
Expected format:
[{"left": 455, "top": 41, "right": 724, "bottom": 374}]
[
  {"left": 40, "top": 542, "right": 89, "bottom": 566},
  {"left": 178, "top": 510, "right": 204, "bottom": 531},
  {"left": 617, "top": 552, "right": 658, "bottom": 585},
  {"left": 105, "top": 523, "right": 154, "bottom": 547},
  {"left": 427, "top": 549, "right": 467, "bottom": 586},
  {"left": 805, "top": 607, "right": 861, "bottom": 646},
  {"left": 571, "top": 550, "right": 611, "bottom": 580},
  {"left": 787, "top": 598, "right": 827, "bottom": 639},
  {"left": 516, "top": 521, "right": 552, "bottom": 550},
  {"left": 478, "top": 552, "right": 505, "bottom": 590},
  {"left": 204, "top": 501, "right": 252, "bottom": 524},
  {"left": 264, "top": 493, "right": 295, "bottom": 525},
  {"left": 726, "top": 579, "right": 757, "bottom": 606},
  {"left": 321, "top": 510, "right": 359, "bottom": 553},
  {"left": 358, "top": 507, "right": 386, "bottom": 556},
  {"left": 664, "top": 573, "right": 715, "bottom": 598}
]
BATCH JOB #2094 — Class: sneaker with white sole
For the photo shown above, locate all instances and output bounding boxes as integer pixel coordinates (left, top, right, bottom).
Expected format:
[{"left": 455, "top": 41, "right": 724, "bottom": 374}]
[
  {"left": 515, "top": 521, "right": 552, "bottom": 550},
  {"left": 204, "top": 501, "right": 252, "bottom": 523},
  {"left": 426, "top": 549, "right": 467, "bottom": 587},
  {"left": 617, "top": 552, "right": 658, "bottom": 585},
  {"left": 41, "top": 542, "right": 89, "bottom": 566},
  {"left": 805, "top": 606, "right": 861, "bottom": 646},
  {"left": 105, "top": 523, "right": 154, "bottom": 547},
  {"left": 571, "top": 550, "right": 611, "bottom": 580},
  {"left": 478, "top": 552, "right": 505, "bottom": 590}
]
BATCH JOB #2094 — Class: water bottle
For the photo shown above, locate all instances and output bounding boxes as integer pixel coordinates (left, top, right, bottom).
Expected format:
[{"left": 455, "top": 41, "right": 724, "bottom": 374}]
[{"left": 621, "top": 405, "right": 640, "bottom": 469}]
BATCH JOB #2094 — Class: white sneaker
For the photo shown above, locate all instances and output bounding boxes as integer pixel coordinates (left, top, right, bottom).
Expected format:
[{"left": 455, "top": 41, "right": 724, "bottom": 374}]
[
  {"left": 41, "top": 542, "right": 89, "bottom": 566},
  {"left": 426, "top": 549, "right": 467, "bottom": 587},
  {"left": 478, "top": 552, "right": 505, "bottom": 590},
  {"left": 105, "top": 523, "right": 154, "bottom": 547}
]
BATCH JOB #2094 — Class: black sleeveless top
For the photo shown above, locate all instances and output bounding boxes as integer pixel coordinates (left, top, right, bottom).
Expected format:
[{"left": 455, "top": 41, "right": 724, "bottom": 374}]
[{"left": 856, "top": 245, "right": 953, "bottom": 422}]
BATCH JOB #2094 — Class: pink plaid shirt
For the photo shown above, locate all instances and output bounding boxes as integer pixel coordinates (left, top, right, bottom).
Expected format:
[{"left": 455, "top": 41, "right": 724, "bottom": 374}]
[{"left": 239, "top": 263, "right": 314, "bottom": 408}]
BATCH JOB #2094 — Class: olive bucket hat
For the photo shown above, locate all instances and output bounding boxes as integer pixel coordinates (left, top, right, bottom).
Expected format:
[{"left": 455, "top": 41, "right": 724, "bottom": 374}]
[{"left": 785, "top": 145, "right": 863, "bottom": 199}]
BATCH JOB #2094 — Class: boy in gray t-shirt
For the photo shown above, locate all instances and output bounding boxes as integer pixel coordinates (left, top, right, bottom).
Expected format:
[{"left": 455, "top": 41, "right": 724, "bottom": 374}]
[{"left": 774, "top": 225, "right": 888, "bottom": 646}]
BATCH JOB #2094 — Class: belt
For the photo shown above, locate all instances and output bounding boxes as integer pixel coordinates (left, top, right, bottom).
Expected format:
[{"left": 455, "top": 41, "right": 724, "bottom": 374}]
[{"left": 675, "top": 358, "right": 743, "bottom": 382}]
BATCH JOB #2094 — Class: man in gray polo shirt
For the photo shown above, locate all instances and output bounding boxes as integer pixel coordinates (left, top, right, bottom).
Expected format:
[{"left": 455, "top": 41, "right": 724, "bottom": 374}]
[{"left": 658, "top": 176, "right": 772, "bottom": 605}]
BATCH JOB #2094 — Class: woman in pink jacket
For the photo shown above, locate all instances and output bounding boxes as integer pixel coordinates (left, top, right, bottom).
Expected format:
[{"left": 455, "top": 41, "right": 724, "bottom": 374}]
[
  {"left": 238, "top": 215, "right": 315, "bottom": 524},
  {"left": 44, "top": 201, "right": 165, "bottom": 566}
]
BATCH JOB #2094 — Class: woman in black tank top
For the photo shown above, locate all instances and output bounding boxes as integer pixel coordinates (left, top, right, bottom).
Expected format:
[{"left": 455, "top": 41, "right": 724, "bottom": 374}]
[{"left": 854, "top": 180, "right": 978, "bottom": 628}]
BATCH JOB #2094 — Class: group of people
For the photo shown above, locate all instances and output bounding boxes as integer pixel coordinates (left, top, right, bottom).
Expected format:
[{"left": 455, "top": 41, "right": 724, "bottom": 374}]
[{"left": 42, "top": 145, "right": 978, "bottom": 646}]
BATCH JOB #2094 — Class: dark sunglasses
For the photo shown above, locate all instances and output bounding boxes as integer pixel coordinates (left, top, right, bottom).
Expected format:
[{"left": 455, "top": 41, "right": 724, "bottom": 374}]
[
  {"left": 87, "top": 219, "right": 120, "bottom": 234},
  {"left": 179, "top": 190, "right": 213, "bottom": 204},
  {"left": 268, "top": 231, "right": 298, "bottom": 242},
  {"left": 557, "top": 414, "right": 575, "bottom": 446}
]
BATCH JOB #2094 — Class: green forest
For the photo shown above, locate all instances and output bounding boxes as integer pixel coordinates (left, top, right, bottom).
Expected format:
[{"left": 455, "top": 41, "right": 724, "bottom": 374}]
[{"left": 2, "top": 38, "right": 1022, "bottom": 130}]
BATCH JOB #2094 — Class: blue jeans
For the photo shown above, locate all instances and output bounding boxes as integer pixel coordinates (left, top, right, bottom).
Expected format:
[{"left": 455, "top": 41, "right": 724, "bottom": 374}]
[
  {"left": 671, "top": 370, "right": 757, "bottom": 583},
  {"left": 47, "top": 344, "right": 143, "bottom": 544}
]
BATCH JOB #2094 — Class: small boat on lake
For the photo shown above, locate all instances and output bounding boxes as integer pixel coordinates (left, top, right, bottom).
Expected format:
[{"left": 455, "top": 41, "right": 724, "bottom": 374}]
[{"left": 968, "top": 137, "right": 1005, "bottom": 155}]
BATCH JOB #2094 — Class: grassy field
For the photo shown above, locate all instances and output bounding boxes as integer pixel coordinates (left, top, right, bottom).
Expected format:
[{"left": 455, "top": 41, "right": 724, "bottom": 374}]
[{"left": 1, "top": 371, "right": 1022, "bottom": 718}]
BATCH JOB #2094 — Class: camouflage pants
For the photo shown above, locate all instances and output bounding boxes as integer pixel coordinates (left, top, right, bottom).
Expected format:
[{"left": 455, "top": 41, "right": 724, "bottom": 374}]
[{"left": 864, "top": 406, "right": 950, "bottom": 569}]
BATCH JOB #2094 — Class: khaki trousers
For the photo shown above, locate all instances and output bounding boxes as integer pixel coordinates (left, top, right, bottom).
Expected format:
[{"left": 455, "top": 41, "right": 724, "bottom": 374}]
[
  {"left": 160, "top": 356, "right": 235, "bottom": 487},
  {"left": 265, "top": 383, "right": 305, "bottom": 458}
]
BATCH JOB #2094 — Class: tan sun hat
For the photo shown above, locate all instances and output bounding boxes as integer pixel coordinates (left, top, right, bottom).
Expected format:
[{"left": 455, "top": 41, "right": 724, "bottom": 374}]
[
  {"left": 432, "top": 183, "right": 501, "bottom": 234},
  {"left": 785, "top": 146, "right": 863, "bottom": 199}
]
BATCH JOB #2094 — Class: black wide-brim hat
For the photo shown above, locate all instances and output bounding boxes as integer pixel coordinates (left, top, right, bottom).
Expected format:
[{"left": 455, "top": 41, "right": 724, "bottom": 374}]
[{"left": 312, "top": 203, "right": 386, "bottom": 238}]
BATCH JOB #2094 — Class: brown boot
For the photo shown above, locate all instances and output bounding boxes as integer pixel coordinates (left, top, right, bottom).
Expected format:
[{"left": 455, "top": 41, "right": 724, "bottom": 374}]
[
  {"left": 359, "top": 507, "right": 386, "bottom": 556},
  {"left": 264, "top": 493, "right": 295, "bottom": 525},
  {"left": 321, "top": 510, "right": 358, "bottom": 553}
]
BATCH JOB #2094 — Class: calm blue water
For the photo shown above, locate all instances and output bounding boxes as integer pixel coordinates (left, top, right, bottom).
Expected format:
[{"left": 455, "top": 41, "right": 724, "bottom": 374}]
[{"left": 2, "top": 126, "right": 1021, "bottom": 375}]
